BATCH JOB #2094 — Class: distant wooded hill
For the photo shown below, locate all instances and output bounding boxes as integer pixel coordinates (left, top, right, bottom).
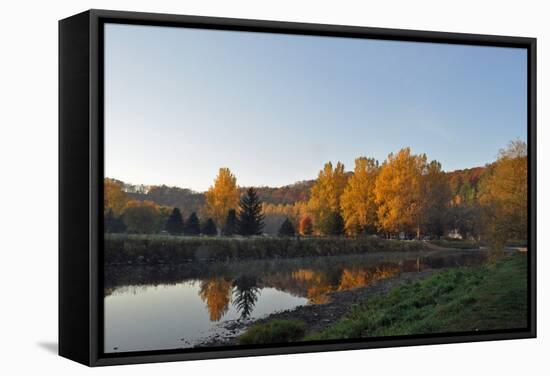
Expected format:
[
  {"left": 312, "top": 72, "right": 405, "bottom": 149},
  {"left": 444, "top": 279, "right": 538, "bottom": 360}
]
[
  {"left": 112, "top": 179, "right": 316, "bottom": 218},
  {"left": 111, "top": 165, "right": 486, "bottom": 218}
]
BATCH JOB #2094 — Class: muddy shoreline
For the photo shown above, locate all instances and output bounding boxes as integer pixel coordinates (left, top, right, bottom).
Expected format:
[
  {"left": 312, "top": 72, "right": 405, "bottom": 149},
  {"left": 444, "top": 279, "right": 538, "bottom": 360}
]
[{"left": 199, "top": 268, "right": 442, "bottom": 347}]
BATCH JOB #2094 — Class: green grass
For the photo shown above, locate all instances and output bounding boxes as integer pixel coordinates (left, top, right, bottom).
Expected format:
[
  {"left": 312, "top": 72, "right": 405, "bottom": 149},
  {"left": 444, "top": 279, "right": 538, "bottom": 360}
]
[
  {"left": 306, "top": 253, "right": 527, "bottom": 340},
  {"left": 104, "top": 234, "right": 426, "bottom": 264},
  {"left": 506, "top": 240, "right": 528, "bottom": 247},
  {"left": 238, "top": 320, "right": 306, "bottom": 345},
  {"left": 428, "top": 239, "right": 482, "bottom": 249}
]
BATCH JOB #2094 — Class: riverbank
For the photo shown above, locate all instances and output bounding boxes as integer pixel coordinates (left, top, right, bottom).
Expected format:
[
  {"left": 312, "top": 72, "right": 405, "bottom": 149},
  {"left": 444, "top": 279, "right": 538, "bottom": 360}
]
[
  {"left": 308, "top": 253, "right": 527, "bottom": 340},
  {"left": 200, "top": 268, "right": 439, "bottom": 346},
  {"left": 205, "top": 253, "right": 527, "bottom": 346},
  {"left": 104, "top": 234, "right": 428, "bottom": 265}
]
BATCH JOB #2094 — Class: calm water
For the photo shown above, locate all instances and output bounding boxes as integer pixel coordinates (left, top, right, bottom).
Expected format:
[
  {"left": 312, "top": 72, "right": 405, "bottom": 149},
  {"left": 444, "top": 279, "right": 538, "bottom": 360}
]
[{"left": 104, "top": 250, "right": 487, "bottom": 352}]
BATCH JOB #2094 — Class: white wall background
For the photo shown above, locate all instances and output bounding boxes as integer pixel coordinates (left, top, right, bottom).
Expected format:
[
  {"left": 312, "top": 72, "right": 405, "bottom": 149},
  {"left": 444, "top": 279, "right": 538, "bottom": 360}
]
[{"left": 0, "top": 0, "right": 547, "bottom": 374}]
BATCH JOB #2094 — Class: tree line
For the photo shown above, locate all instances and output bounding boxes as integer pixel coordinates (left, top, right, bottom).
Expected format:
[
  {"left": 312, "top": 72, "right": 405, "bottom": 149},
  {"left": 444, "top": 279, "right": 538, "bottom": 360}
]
[
  {"left": 104, "top": 140, "right": 527, "bottom": 247},
  {"left": 104, "top": 178, "right": 266, "bottom": 237}
]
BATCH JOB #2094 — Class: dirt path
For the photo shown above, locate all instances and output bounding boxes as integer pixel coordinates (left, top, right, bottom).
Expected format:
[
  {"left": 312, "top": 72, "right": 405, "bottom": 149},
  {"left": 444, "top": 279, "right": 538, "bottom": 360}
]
[{"left": 200, "top": 268, "right": 441, "bottom": 347}]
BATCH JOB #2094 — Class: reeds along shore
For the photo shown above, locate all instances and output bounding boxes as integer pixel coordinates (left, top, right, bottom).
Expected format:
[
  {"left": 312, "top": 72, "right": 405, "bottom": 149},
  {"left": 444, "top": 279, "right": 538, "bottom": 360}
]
[{"left": 104, "top": 234, "right": 428, "bottom": 265}]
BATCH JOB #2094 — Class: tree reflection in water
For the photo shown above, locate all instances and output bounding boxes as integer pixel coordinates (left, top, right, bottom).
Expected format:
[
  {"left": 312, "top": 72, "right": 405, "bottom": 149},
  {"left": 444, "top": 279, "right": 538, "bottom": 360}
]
[
  {"left": 291, "top": 269, "right": 334, "bottom": 304},
  {"left": 291, "top": 264, "right": 401, "bottom": 303},
  {"left": 199, "top": 277, "right": 233, "bottom": 321},
  {"left": 232, "top": 275, "right": 261, "bottom": 319},
  {"left": 106, "top": 252, "right": 488, "bottom": 323}
]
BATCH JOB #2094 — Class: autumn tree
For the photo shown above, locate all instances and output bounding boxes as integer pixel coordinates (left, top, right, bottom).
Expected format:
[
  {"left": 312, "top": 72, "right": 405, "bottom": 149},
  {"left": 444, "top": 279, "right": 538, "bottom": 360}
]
[
  {"left": 299, "top": 216, "right": 313, "bottom": 236},
  {"left": 278, "top": 218, "right": 296, "bottom": 237},
  {"left": 204, "top": 168, "right": 239, "bottom": 231},
  {"left": 184, "top": 212, "right": 201, "bottom": 235},
  {"left": 157, "top": 206, "right": 172, "bottom": 233},
  {"left": 446, "top": 205, "right": 481, "bottom": 239},
  {"left": 222, "top": 209, "right": 238, "bottom": 236},
  {"left": 421, "top": 160, "right": 452, "bottom": 237},
  {"left": 123, "top": 200, "right": 160, "bottom": 234},
  {"left": 478, "top": 140, "right": 528, "bottom": 249},
  {"left": 374, "top": 148, "right": 426, "bottom": 237},
  {"left": 201, "top": 218, "right": 218, "bottom": 236},
  {"left": 165, "top": 207, "right": 184, "bottom": 235},
  {"left": 458, "top": 181, "right": 476, "bottom": 205},
  {"left": 104, "top": 178, "right": 128, "bottom": 215},
  {"left": 341, "top": 157, "right": 380, "bottom": 236},
  {"left": 308, "top": 162, "right": 347, "bottom": 233},
  {"left": 238, "top": 188, "right": 265, "bottom": 236},
  {"left": 104, "top": 208, "right": 126, "bottom": 233}
]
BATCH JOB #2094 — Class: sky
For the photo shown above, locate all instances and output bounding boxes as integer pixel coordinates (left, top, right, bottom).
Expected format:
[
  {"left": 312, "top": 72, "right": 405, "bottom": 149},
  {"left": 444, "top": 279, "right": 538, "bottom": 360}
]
[{"left": 104, "top": 23, "right": 527, "bottom": 192}]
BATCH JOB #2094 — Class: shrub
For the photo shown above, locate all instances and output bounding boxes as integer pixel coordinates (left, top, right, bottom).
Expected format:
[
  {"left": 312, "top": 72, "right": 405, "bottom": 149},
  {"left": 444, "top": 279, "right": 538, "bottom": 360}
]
[
  {"left": 278, "top": 218, "right": 296, "bottom": 237},
  {"left": 238, "top": 320, "right": 306, "bottom": 345}
]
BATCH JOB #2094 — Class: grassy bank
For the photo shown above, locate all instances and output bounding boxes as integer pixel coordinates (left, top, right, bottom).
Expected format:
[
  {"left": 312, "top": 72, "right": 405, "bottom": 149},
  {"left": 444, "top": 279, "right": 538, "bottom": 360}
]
[
  {"left": 104, "top": 234, "right": 427, "bottom": 264},
  {"left": 237, "top": 254, "right": 527, "bottom": 344},
  {"left": 307, "top": 253, "right": 527, "bottom": 340},
  {"left": 428, "top": 239, "right": 527, "bottom": 250},
  {"left": 428, "top": 239, "right": 481, "bottom": 249},
  {"left": 238, "top": 320, "right": 306, "bottom": 345}
]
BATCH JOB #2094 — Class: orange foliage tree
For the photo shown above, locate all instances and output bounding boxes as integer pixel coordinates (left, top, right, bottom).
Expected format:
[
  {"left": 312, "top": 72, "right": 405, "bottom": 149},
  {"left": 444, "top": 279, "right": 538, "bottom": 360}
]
[
  {"left": 299, "top": 216, "right": 313, "bottom": 236},
  {"left": 104, "top": 178, "right": 128, "bottom": 215}
]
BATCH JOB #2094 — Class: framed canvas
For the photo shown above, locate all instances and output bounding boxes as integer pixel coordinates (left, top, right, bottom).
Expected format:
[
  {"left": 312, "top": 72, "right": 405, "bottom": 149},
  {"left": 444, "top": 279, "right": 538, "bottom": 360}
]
[{"left": 59, "top": 9, "right": 537, "bottom": 366}]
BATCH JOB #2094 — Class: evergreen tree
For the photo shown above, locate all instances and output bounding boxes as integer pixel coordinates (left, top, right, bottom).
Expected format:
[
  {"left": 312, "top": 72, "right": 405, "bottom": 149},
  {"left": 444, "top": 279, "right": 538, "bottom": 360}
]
[
  {"left": 184, "top": 212, "right": 201, "bottom": 236},
  {"left": 104, "top": 208, "right": 126, "bottom": 233},
  {"left": 278, "top": 217, "right": 295, "bottom": 237},
  {"left": 165, "top": 207, "right": 184, "bottom": 235},
  {"left": 201, "top": 218, "right": 218, "bottom": 236},
  {"left": 237, "top": 188, "right": 265, "bottom": 236},
  {"left": 319, "top": 211, "right": 345, "bottom": 236},
  {"left": 222, "top": 209, "right": 238, "bottom": 236}
]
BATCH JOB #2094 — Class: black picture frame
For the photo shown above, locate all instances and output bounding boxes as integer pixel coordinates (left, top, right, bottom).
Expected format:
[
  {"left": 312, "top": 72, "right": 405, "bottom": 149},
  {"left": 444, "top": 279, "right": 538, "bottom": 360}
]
[{"left": 59, "top": 9, "right": 537, "bottom": 367}]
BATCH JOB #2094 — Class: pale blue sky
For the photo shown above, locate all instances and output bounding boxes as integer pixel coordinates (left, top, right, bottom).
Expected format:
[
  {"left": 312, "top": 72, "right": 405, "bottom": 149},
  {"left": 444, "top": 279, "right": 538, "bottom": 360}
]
[{"left": 104, "top": 23, "right": 527, "bottom": 192}]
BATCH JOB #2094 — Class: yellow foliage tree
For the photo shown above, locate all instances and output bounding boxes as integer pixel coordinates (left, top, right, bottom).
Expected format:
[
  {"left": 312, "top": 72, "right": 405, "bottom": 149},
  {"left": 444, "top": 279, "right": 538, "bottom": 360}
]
[
  {"left": 478, "top": 140, "right": 528, "bottom": 249},
  {"left": 104, "top": 178, "right": 128, "bottom": 215},
  {"left": 308, "top": 162, "right": 347, "bottom": 232},
  {"left": 341, "top": 157, "right": 380, "bottom": 235},
  {"left": 204, "top": 168, "right": 239, "bottom": 230},
  {"left": 374, "top": 148, "right": 426, "bottom": 237}
]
